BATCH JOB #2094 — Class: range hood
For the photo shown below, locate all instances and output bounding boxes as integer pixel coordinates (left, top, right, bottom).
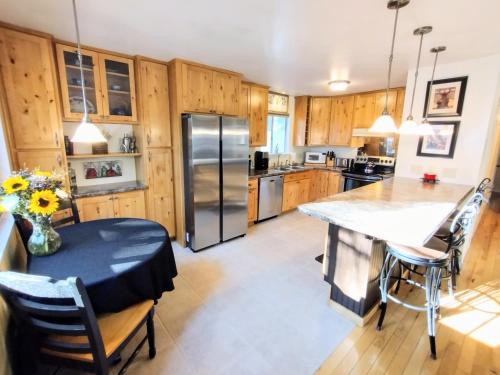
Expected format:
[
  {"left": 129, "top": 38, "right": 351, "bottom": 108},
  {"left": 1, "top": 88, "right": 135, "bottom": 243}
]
[{"left": 352, "top": 128, "right": 394, "bottom": 138}]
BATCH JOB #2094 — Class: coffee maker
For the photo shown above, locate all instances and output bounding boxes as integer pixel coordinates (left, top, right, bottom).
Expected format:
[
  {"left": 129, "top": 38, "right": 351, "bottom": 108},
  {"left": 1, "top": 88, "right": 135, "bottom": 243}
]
[{"left": 254, "top": 151, "right": 269, "bottom": 171}]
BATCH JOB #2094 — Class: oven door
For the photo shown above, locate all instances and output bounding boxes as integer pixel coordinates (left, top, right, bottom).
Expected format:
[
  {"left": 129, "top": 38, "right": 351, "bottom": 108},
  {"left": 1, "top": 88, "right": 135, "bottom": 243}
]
[{"left": 343, "top": 175, "right": 382, "bottom": 192}]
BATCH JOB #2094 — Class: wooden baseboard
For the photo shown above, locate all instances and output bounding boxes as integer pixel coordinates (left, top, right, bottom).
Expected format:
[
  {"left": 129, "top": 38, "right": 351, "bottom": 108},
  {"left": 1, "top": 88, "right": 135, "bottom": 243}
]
[{"left": 328, "top": 299, "right": 379, "bottom": 327}]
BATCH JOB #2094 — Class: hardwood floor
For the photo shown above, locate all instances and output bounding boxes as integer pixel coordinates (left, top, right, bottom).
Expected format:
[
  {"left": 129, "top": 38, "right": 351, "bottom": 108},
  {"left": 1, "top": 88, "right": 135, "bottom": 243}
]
[{"left": 316, "top": 204, "right": 500, "bottom": 375}]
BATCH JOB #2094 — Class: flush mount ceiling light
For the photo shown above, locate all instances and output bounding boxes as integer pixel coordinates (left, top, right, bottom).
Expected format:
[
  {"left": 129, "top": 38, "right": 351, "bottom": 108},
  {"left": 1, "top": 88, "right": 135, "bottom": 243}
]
[
  {"left": 328, "top": 80, "right": 350, "bottom": 91},
  {"left": 420, "top": 46, "right": 447, "bottom": 135},
  {"left": 399, "top": 26, "right": 432, "bottom": 135},
  {"left": 369, "top": 0, "right": 410, "bottom": 134},
  {"left": 70, "top": 0, "right": 106, "bottom": 144}
]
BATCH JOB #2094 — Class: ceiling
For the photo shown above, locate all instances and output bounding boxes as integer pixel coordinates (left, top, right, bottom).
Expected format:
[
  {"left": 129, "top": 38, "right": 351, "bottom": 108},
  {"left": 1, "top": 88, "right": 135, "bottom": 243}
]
[{"left": 2, "top": 0, "right": 500, "bottom": 95}]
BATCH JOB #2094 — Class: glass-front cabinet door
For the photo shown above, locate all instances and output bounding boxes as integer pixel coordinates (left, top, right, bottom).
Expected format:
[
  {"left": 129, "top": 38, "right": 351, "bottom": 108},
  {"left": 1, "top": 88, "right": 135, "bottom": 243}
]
[
  {"left": 56, "top": 44, "right": 103, "bottom": 121},
  {"left": 99, "top": 54, "right": 137, "bottom": 122}
]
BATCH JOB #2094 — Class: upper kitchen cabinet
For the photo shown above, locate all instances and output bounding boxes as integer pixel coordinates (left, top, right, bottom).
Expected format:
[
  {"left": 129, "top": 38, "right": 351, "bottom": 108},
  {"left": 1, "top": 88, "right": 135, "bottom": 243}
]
[
  {"left": 329, "top": 95, "right": 354, "bottom": 146},
  {"left": 56, "top": 44, "right": 103, "bottom": 122},
  {"left": 374, "top": 90, "right": 398, "bottom": 122},
  {"left": 56, "top": 43, "right": 137, "bottom": 123},
  {"left": 136, "top": 58, "right": 171, "bottom": 148},
  {"left": 308, "top": 97, "right": 331, "bottom": 145},
  {"left": 239, "top": 83, "right": 250, "bottom": 118},
  {"left": 0, "top": 28, "right": 63, "bottom": 150},
  {"left": 352, "top": 89, "right": 402, "bottom": 129},
  {"left": 179, "top": 60, "right": 241, "bottom": 115},
  {"left": 249, "top": 84, "right": 269, "bottom": 146},
  {"left": 293, "top": 96, "right": 310, "bottom": 146},
  {"left": 99, "top": 53, "right": 137, "bottom": 122},
  {"left": 213, "top": 71, "right": 240, "bottom": 115}
]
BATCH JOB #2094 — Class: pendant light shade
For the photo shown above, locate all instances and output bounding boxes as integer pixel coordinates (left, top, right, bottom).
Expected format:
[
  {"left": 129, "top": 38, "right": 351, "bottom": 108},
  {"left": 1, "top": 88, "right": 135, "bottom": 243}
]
[
  {"left": 69, "top": 0, "right": 106, "bottom": 144},
  {"left": 398, "top": 117, "right": 418, "bottom": 134},
  {"left": 369, "top": 0, "right": 409, "bottom": 134},
  {"left": 418, "top": 119, "right": 435, "bottom": 135}
]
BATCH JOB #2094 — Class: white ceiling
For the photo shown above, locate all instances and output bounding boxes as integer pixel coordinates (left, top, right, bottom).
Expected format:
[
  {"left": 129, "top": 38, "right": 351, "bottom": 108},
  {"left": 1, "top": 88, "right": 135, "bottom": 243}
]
[{"left": 2, "top": 0, "right": 500, "bottom": 95}]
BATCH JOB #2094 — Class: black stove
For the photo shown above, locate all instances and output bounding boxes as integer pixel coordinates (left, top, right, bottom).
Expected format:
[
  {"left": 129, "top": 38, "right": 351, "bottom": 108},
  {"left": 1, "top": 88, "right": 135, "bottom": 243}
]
[{"left": 342, "top": 156, "right": 396, "bottom": 191}]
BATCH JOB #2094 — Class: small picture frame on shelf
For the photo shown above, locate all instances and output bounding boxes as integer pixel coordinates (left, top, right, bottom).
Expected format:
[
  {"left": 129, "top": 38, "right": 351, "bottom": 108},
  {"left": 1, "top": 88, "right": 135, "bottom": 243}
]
[
  {"left": 417, "top": 121, "right": 460, "bottom": 159},
  {"left": 423, "top": 76, "right": 468, "bottom": 117},
  {"left": 92, "top": 142, "right": 108, "bottom": 155}
]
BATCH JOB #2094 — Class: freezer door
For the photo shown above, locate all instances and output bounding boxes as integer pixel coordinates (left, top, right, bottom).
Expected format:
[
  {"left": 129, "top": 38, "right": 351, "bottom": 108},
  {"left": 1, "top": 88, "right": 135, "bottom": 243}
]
[
  {"left": 183, "top": 114, "right": 221, "bottom": 251},
  {"left": 221, "top": 117, "right": 249, "bottom": 241}
]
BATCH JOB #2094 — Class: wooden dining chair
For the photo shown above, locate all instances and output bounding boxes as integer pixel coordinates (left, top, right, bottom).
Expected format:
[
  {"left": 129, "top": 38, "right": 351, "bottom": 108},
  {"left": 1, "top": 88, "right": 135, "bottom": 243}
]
[{"left": 0, "top": 271, "right": 156, "bottom": 375}]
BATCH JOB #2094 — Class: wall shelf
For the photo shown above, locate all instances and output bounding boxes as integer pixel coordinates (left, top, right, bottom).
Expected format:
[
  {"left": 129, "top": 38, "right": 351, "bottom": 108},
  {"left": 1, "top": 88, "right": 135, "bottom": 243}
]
[{"left": 66, "top": 152, "right": 141, "bottom": 159}]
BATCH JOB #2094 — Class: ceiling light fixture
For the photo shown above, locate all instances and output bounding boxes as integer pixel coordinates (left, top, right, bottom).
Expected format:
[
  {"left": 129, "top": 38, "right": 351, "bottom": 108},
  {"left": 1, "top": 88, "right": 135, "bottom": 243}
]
[
  {"left": 420, "top": 46, "right": 447, "bottom": 135},
  {"left": 70, "top": 0, "right": 107, "bottom": 144},
  {"left": 399, "top": 26, "right": 432, "bottom": 135},
  {"left": 369, "top": 0, "right": 410, "bottom": 134},
  {"left": 328, "top": 80, "right": 350, "bottom": 91}
]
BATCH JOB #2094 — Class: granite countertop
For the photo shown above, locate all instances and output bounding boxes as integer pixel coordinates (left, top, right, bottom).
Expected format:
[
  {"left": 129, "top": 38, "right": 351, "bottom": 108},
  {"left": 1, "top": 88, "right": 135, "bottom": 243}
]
[
  {"left": 298, "top": 177, "right": 474, "bottom": 247},
  {"left": 249, "top": 166, "right": 344, "bottom": 179},
  {"left": 72, "top": 181, "right": 147, "bottom": 198}
]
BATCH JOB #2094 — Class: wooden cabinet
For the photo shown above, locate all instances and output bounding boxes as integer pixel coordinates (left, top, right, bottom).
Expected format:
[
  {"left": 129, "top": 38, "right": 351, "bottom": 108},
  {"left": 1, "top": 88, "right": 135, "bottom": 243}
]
[
  {"left": 239, "top": 83, "right": 250, "bottom": 118},
  {"left": 293, "top": 96, "right": 310, "bottom": 146},
  {"left": 56, "top": 43, "right": 137, "bottom": 123},
  {"left": 329, "top": 96, "right": 355, "bottom": 146},
  {"left": 0, "top": 28, "right": 63, "bottom": 150},
  {"left": 145, "top": 148, "right": 176, "bottom": 235},
  {"left": 249, "top": 84, "right": 269, "bottom": 146},
  {"left": 247, "top": 179, "right": 258, "bottom": 223},
  {"left": 394, "top": 88, "right": 405, "bottom": 126},
  {"left": 327, "top": 172, "right": 342, "bottom": 195},
  {"left": 137, "top": 59, "right": 171, "bottom": 148},
  {"left": 76, "top": 190, "right": 146, "bottom": 222},
  {"left": 352, "top": 93, "right": 376, "bottom": 128},
  {"left": 282, "top": 172, "right": 312, "bottom": 212},
  {"left": 180, "top": 62, "right": 241, "bottom": 115},
  {"left": 16, "top": 150, "right": 65, "bottom": 172},
  {"left": 76, "top": 195, "right": 116, "bottom": 222},
  {"left": 113, "top": 190, "right": 146, "bottom": 218},
  {"left": 308, "top": 97, "right": 331, "bottom": 145},
  {"left": 310, "top": 170, "right": 329, "bottom": 201},
  {"left": 213, "top": 71, "right": 240, "bottom": 115}
]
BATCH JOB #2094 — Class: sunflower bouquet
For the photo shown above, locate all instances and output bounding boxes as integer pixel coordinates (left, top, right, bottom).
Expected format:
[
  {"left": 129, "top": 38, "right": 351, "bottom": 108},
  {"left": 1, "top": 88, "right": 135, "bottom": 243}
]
[{"left": 0, "top": 169, "right": 65, "bottom": 256}]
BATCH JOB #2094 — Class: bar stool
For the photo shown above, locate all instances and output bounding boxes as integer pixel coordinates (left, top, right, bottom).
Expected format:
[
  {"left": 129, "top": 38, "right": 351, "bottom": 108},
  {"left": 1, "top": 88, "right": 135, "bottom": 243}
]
[{"left": 377, "top": 242, "right": 450, "bottom": 359}]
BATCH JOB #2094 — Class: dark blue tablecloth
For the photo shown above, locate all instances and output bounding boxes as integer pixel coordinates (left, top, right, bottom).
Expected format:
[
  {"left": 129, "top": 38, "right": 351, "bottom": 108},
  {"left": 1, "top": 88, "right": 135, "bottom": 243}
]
[{"left": 27, "top": 218, "right": 177, "bottom": 313}]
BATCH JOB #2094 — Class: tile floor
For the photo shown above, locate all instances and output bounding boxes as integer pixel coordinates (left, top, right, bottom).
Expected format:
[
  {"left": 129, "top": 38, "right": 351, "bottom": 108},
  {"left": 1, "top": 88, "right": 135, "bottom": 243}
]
[{"left": 60, "top": 211, "right": 355, "bottom": 375}]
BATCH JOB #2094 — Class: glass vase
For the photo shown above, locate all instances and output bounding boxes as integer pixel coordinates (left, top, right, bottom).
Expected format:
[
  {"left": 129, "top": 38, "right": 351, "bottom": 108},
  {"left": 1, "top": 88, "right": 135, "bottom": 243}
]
[{"left": 27, "top": 219, "right": 62, "bottom": 256}]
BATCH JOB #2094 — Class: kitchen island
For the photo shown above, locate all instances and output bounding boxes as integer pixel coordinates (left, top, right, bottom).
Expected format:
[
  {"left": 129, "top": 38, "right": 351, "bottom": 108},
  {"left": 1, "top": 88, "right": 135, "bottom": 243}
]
[{"left": 298, "top": 177, "right": 474, "bottom": 325}]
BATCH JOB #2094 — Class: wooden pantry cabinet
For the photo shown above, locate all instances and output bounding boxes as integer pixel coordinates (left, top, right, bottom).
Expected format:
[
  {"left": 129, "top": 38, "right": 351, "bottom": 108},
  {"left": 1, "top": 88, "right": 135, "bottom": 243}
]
[
  {"left": 247, "top": 179, "right": 258, "bottom": 223},
  {"left": 76, "top": 190, "right": 146, "bottom": 222},
  {"left": 180, "top": 61, "right": 241, "bottom": 115},
  {"left": 56, "top": 43, "right": 137, "bottom": 123}
]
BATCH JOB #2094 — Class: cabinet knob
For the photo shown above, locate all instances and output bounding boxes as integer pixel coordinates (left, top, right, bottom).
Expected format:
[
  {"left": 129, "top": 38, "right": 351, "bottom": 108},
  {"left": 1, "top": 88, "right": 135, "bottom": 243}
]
[
  {"left": 55, "top": 132, "right": 60, "bottom": 147},
  {"left": 147, "top": 134, "right": 151, "bottom": 145},
  {"left": 57, "top": 155, "right": 62, "bottom": 167}
]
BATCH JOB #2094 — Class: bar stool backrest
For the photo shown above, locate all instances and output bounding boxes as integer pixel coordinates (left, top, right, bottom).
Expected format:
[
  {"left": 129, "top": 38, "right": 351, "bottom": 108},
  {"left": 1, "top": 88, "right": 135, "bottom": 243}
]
[{"left": 450, "top": 192, "right": 484, "bottom": 235}]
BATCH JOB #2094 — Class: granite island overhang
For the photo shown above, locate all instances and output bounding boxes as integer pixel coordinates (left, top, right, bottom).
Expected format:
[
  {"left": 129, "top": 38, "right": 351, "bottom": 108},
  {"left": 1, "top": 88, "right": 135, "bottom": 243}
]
[{"left": 298, "top": 177, "right": 474, "bottom": 325}]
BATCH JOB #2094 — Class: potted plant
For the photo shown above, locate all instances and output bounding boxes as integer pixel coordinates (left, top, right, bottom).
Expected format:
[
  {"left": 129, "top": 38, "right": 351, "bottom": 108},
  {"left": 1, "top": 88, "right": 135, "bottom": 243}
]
[{"left": 0, "top": 169, "right": 65, "bottom": 256}]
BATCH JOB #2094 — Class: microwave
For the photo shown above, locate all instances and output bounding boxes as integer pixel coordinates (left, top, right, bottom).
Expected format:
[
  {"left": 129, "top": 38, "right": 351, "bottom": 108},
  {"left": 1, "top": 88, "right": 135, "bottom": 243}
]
[{"left": 305, "top": 152, "right": 326, "bottom": 164}]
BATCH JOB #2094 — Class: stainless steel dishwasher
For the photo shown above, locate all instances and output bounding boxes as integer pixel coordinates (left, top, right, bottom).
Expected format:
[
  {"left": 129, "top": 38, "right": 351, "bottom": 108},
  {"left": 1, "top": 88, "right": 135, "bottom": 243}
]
[{"left": 258, "top": 175, "right": 284, "bottom": 221}]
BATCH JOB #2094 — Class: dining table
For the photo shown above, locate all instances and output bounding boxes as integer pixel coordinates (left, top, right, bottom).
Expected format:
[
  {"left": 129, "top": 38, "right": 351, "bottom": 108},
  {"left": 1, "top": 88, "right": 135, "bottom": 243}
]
[{"left": 28, "top": 218, "right": 178, "bottom": 314}]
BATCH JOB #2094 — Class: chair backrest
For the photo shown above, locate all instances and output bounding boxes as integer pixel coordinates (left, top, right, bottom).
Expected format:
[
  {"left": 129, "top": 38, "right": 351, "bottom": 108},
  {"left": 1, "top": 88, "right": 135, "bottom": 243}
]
[
  {"left": 476, "top": 177, "right": 492, "bottom": 195},
  {"left": 450, "top": 192, "right": 484, "bottom": 236},
  {"left": 0, "top": 271, "right": 107, "bottom": 367},
  {"left": 14, "top": 196, "right": 80, "bottom": 248}
]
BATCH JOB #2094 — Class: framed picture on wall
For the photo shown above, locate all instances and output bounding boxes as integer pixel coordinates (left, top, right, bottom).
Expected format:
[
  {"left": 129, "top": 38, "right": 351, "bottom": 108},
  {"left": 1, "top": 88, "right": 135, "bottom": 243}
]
[
  {"left": 423, "top": 76, "right": 468, "bottom": 117},
  {"left": 417, "top": 121, "right": 460, "bottom": 158}
]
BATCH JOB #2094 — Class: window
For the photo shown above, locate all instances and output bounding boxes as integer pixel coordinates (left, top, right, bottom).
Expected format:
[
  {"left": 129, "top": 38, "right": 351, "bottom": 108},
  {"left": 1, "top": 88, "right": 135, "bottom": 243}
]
[{"left": 266, "top": 115, "right": 289, "bottom": 154}]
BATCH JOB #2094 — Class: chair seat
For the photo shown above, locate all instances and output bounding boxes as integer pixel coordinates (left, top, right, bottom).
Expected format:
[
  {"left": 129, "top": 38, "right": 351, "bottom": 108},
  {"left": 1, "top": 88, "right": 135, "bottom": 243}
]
[
  {"left": 42, "top": 300, "right": 154, "bottom": 362},
  {"left": 387, "top": 242, "right": 449, "bottom": 268},
  {"left": 424, "top": 236, "right": 449, "bottom": 252}
]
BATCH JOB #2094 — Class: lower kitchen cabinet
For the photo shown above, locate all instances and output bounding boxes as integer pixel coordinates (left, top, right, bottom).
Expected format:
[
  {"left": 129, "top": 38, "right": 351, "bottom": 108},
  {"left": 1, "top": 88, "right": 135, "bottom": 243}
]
[
  {"left": 310, "top": 170, "right": 330, "bottom": 201},
  {"left": 327, "top": 172, "right": 342, "bottom": 195},
  {"left": 282, "top": 173, "right": 311, "bottom": 212},
  {"left": 76, "top": 190, "right": 146, "bottom": 222},
  {"left": 248, "top": 179, "right": 258, "bottom": 223}
]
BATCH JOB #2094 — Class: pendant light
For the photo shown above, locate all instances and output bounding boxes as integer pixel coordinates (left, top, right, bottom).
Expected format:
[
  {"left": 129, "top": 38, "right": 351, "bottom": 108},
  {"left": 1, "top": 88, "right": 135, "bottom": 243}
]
[
  {"left": 399, "top": 26, "right": 432, "bottom": 135},
  {"left": 369, "top": 0, "right": 409, "bottom": 134},
  {"left": 70, "top": 0, "right": 107, "bottom": 144},
  {"left": 420, "top": 46, "right": 447, "bottom": 134}
]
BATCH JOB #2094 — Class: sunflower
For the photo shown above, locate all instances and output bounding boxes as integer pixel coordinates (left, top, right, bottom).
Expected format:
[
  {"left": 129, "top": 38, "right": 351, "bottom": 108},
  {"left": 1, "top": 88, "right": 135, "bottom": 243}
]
[
  {"left": 34, "top": 170, "right": 52, "bottom": 177},
  {"left": 2, "top": 176, "right": 29, "bottom": 194},
  {"left": 29, "top": 190, "right": 59, "bottom": 216}
]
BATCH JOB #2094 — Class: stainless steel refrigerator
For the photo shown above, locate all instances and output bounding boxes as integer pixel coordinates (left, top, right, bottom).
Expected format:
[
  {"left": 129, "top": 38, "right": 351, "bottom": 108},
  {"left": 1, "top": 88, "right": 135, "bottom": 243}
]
[{"left": 182, "top": 114, "right": 249, "bottom": 251}]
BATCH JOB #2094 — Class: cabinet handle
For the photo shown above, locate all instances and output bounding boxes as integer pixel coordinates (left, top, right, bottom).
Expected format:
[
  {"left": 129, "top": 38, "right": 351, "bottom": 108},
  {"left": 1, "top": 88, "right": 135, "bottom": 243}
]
[
  {"left": 55, "top": 132, "right": 60, "bottom": 147},
  {"left": 96, "top": 207, "right": 100, "bottom": 214},
  {"left": 148, "top": 151, "right": 151, "bottom": 162},
  {"left": 147, "top": 134, "right": 151, "bottom": 145},
  {"left": 57, "top": 155, "right": 62, "bottom": 167},
  {"left": 109, "top": 197, "right": 114, "bottom": 200}
]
